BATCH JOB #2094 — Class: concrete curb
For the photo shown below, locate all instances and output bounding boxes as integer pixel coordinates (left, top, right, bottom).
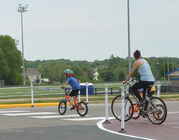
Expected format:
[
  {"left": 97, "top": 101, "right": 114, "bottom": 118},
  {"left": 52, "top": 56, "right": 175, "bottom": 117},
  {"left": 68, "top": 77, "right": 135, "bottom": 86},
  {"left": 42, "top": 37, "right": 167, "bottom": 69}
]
[{"left": 0, "top": 102, "right": 70, "bottom": 108}]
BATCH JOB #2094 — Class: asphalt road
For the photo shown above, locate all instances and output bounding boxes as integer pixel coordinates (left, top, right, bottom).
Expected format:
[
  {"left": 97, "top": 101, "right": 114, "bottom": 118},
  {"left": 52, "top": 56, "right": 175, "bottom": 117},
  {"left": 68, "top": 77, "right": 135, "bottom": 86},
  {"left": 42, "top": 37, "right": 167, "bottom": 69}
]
[{"left": 0, "top": 101, "right": 179, "bottom": 140}]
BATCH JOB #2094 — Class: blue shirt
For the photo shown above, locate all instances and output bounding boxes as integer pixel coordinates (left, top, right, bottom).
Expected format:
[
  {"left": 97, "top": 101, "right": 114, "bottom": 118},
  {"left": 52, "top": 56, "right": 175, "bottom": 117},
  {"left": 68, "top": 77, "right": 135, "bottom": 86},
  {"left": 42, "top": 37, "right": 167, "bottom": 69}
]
[
  {"left": 66, "top": 77, "right": 81, "bottom": 90},
  {"left": 138, "top": 59, "right": 154, "bottom": 81}
]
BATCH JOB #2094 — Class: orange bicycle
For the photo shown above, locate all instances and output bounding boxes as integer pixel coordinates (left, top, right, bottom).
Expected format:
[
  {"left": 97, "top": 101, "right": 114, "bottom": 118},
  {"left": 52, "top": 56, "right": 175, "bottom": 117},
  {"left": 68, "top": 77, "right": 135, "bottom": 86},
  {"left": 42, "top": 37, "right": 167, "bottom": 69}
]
[{"left": 58, "top": 87, "right": 88, "bottom": 117}]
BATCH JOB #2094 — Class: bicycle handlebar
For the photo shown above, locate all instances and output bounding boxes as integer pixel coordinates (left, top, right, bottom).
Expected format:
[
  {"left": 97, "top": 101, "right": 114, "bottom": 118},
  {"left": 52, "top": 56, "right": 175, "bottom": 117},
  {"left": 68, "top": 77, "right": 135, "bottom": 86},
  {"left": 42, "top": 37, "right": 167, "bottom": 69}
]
[
  {"left": 61, "top": 87, "right": 71, "bottom": 94},
  {"left": 126, "top": 78, "right": 136, "bottom": 85}
]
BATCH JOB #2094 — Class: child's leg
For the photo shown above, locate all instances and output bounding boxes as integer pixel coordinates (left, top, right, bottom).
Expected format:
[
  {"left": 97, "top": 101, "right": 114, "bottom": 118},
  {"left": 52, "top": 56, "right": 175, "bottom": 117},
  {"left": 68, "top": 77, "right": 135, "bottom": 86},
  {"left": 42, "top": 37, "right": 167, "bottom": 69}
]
[
  {"left": 68, "top": 96, "right": 74, "bottom": 106},
  {"left": 69, "top": 90, "right": 79, "bottom": 106},
  {"left": 73, "top": 96, "right": 77, "bottom": 105}
]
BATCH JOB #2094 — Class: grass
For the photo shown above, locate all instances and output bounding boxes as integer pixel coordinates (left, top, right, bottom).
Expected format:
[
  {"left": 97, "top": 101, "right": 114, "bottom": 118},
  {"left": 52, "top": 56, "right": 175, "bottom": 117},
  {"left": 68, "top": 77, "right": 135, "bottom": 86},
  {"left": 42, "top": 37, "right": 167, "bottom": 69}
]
[
  {"left": 0, "top": 83, "right": 178, "bottom": 104},
  {"left": 0, "top": 93, "right": 179, "bottom": 105}
]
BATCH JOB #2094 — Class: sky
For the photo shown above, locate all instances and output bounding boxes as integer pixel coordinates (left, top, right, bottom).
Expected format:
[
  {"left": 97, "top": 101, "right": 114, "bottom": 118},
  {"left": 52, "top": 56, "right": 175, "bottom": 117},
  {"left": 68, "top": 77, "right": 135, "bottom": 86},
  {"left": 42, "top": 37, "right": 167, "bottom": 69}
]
[{"left": 0, "top": 0, "right": 179, "bottom": 61}]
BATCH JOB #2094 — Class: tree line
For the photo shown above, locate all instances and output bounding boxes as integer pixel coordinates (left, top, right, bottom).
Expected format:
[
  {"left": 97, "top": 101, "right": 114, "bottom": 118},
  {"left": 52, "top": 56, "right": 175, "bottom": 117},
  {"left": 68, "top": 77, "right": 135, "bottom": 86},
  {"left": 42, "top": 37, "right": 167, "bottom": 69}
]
[
  {"left": 26, "top": 54, "right": 179, "bottom": 84},
  {"left": 0, "top": 35, "right": 179, "bottom": 85}
]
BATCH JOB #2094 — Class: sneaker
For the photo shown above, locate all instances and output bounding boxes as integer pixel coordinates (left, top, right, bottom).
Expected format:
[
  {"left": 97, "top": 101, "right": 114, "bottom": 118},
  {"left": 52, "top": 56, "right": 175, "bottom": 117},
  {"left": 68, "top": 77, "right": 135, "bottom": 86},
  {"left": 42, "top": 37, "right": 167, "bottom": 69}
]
[
  {"left": 138, "top": 100, "right": 145, "bottom": 107},
  {"left": 70, "top": 106, "right": 75, "bottom": 110}
]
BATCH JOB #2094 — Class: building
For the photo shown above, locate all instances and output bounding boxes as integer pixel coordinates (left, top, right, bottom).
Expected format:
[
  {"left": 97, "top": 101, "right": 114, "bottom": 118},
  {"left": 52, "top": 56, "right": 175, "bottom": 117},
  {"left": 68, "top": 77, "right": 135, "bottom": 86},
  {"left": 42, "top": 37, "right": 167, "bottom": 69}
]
[
  {"left": 25, "top": 68, "right": 41, "bottom": 82},
  {"left": 93, "top": 68, "right": 99, "bottom": 81},
  {"left": 165, "top": 68, "right": 179, "bottom": 92}
]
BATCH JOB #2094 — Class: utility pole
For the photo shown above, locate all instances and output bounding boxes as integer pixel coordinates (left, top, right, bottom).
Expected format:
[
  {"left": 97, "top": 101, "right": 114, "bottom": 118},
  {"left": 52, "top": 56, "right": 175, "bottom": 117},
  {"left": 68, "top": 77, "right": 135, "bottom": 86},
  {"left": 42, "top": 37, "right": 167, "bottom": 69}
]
[
  {"left": 127, "top": 0, "right": 131, "bottom": 73},
  {"left": 18, "top": 4, "right": 28, "bottom": 86}
]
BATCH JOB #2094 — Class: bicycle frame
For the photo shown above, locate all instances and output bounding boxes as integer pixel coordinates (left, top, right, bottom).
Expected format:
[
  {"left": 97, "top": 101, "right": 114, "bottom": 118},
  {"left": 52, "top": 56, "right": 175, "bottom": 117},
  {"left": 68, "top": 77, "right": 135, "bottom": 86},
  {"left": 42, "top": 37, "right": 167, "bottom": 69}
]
[
  {"left": 125, "top": 79, "right": 152, "bottom": 116},
  {"left": 111, "top": 79, "right": 167, "bottom": 124},
  {"left": 63, "top": 87, "right": 83, "bottom": 110}
]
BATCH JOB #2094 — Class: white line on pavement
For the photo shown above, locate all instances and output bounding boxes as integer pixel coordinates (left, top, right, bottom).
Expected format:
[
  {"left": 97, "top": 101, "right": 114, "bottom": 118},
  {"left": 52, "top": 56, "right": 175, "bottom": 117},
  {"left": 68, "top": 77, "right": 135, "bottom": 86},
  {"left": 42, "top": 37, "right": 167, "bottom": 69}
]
[
  {"left": 97, "top": 119, "right": 155, "bottom": 140},
  {"left": 29, "top": 114, "right": 82, "bottom": 119},
  {"left": 168, "top": 112, "right": 179, "bottom": 114},
  {"left": 63, "top": 117, "right": 115, "bottom": 121},
  {"left": 0, "top": 110, "right": 30, "bottom": 114},
  {"left": 2, "top": 112, "right": 58, "bottom": 116}
]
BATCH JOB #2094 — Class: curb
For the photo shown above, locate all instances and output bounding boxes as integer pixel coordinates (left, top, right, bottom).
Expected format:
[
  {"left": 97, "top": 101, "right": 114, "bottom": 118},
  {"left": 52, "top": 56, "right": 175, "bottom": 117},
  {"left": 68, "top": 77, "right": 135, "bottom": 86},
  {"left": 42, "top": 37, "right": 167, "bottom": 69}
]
[{"left": 0, "top": 102, "right": 71, "bottom": 108}]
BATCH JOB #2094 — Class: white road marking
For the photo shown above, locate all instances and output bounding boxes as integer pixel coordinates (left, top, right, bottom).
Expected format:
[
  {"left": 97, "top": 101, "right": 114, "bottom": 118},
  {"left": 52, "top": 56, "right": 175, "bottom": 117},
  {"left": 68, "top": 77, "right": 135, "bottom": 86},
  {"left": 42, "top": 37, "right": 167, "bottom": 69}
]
[
  {"left": 0, "top": 110, "right": 29, "bottom": 114},
  {"left": 63, "top": 117, "right": 115, "bottom": 121},
  {"left": 168, "top": 112, "right": 179, "bottom": 114},
  {"left": 29, "top": 114, "right": 81, "bottom": 119},
  {"left": 2, "top": 112, "right": 58, "bottom": 116},
  {"left": 173, "top": 127, "right": 179, "bottom": 129},
  {"left": 97, "top": 119, "right": 155, "bottom": 140}
]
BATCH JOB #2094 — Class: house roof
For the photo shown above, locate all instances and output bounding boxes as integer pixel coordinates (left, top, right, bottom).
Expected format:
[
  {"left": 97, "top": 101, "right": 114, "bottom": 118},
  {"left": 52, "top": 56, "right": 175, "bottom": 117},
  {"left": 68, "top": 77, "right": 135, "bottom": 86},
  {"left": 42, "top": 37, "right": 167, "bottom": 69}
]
[
  {"left": 165, "top": 68, "right": 179, "bottom": 76},
  {"left": 26, "top": 68, "right": 41, "bottom": 76}
]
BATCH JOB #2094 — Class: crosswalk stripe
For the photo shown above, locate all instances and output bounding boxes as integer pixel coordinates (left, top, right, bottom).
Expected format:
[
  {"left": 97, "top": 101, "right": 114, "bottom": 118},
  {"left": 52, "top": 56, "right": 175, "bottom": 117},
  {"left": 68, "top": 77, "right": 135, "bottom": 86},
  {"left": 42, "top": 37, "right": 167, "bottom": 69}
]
[
  {"left": 0, "top": 110, "right": 29, "bottom": 114},
  {"left": 2, "top": 112, "right": 57, "bottom": 116},
  {"left": 63, "top": 117, "right": 115, "bottom": 121},
  {"left": 0, "top": 110, "right": 111, "bottom": 122},
  {"left": 29, "top": 114, "right": 81, "bottom": 119}
]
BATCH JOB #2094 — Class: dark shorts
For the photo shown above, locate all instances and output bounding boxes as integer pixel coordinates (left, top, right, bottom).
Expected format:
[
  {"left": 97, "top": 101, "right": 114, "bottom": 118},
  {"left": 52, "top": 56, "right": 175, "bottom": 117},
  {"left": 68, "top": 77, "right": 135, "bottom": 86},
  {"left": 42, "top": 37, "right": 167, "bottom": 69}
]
[
  {"left": 70, "top": 89, "right": 80, "bottom": 96},
  {"left": 131, "top": 80, "right": 154, "bottom": 101}
]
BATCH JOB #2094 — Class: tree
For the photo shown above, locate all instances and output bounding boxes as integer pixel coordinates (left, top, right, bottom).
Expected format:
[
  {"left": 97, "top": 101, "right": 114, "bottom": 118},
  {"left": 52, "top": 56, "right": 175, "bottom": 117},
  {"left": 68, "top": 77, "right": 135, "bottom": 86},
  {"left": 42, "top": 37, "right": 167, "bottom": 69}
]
[
  {"left": 104, "top": 69, "right": 116, "bottom": 81},
  {"left": 0, "top": 35, "right": 22, "bottom": 85},
  {"left": 118, "top": 71, "right": 125, "bottom": 81},
  {"left": 86, "top": 67, "right": 93, "bottom": 81},
  {"left": 48, "top": 65, "right": 70, "bottom": 83}
]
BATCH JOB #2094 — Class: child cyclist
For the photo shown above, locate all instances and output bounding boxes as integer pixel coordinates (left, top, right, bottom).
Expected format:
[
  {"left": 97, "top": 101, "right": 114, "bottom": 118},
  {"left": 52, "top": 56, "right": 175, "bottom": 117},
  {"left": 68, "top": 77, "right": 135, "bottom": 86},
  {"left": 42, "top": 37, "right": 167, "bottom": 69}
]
[{"left": 61, "top": 69, "right": 81, "bottom": 110}]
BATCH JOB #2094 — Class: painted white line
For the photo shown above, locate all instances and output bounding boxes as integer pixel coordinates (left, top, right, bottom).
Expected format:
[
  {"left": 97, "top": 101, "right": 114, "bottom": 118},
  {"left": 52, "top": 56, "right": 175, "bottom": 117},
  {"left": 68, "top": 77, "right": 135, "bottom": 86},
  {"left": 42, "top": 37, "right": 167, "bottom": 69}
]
[
  {"left": 168, "top": 112, "right": 179, "bottom": 114},
  {"left": 2, "top": 112, "right": 58, "bottom": 116},
  {"left": 97, "top": 119, "right": 155, "bottom": 140},
  {"left": 63, "top": 117, "right": 115, "bottom": 121},
  {"left": 0, "top": 110, "right": 29, "bottom": 114},
  {"left": 29, "top": 114, "right": 81, "bottom": 119}
]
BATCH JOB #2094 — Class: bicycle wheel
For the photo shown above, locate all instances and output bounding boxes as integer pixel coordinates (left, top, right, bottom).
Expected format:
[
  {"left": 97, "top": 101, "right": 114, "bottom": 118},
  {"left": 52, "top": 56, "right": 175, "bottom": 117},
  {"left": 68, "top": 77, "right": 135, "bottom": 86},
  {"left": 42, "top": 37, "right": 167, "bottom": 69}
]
[
  {"left": 111, "top": 95, "right": 133, "bottom": 122},
  {"left": 129, "top": 104, "right": 140, "bottom": 119},
  {"left": 147, "top": 97, "right": 167, "bottom": 125},
  {"left": 58, "top": 100, "right": 67, "bottom": 115},
  {"left": 77, "top": 101, "right": 88, "bottom": 117}
]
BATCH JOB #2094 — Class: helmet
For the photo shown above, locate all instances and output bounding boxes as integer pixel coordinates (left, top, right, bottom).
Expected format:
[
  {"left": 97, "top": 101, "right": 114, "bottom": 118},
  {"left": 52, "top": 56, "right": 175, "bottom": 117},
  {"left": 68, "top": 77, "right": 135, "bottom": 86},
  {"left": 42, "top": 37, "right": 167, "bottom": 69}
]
[{"left": 63, "top": 69, "right": 73, "bottom": 76}]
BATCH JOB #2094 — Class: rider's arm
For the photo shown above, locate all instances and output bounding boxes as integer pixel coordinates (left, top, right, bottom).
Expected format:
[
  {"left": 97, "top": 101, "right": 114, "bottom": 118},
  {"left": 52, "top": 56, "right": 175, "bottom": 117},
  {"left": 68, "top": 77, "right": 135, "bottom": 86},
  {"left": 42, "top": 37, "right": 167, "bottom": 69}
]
[
  {"left": 61, "top": 81, "right": 68, "bottom": 88},
  {"left": 123, "top": 61, "right": 138, "bottom": 84}
]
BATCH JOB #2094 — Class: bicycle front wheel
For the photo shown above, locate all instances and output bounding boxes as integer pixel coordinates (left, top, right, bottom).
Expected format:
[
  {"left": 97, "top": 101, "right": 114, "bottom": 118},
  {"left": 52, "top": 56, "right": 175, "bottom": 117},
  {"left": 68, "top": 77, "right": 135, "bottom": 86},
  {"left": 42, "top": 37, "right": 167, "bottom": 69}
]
[
  {"left": 111, "top": 95, "right": 133, "bottom": 122},
  {"left": 130, "top": 104, "right": 140, "bottom": 119},
  {"left": 147, "top": 97, "right": 167, "bottom": 125},
  {"left": 77, "top": 101, "right": 88, "bottom": 117},
  {"left": 58, "top": 100, "right": 67, "bottom": 115}
]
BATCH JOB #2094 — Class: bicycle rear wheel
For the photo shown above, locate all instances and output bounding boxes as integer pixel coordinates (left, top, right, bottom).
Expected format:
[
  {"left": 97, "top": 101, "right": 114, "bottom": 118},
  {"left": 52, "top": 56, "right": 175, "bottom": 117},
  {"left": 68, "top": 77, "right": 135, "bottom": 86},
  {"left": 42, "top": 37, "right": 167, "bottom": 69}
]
[
  {"left": 77, "top": 101, "right": 88, "bottom": 117},
  {"left": 147, "top": 97, "right": 167, "bottom": 125},
  {"left": 111, "top": 95, "right": 133, "bottom": 122},
  {"left": 58, "top": 100, "right": 67, "bottom": 115}
]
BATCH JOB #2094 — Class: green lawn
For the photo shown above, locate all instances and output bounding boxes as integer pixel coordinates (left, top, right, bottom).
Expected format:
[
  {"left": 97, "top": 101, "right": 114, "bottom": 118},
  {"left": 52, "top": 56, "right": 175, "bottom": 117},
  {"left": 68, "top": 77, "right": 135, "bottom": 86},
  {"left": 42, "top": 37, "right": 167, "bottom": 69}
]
[{"left": 0, "top": 83, "right": 178, "bottom": 104}]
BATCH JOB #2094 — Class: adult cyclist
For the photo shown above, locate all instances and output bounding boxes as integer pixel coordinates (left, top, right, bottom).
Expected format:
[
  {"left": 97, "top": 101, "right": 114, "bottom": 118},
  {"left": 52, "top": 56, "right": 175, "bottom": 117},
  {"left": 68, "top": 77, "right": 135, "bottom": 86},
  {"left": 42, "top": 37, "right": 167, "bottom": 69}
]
[
  {"left": 123, "top": 50, "right": 154, "bottom": 106},
  {"left": 61, "top": 69, "right": 81, "bottom": 110}
]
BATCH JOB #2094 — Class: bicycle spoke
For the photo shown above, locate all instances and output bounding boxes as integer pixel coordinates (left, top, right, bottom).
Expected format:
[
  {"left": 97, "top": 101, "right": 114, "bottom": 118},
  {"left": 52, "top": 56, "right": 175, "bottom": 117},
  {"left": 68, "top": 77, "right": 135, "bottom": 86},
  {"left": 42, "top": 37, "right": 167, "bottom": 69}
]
[
  {"left": 147, "top": 97, "right": 167, "bottom": 125},
  {"left": 111, "top": 95, "right": 133, "bottom": 122},
  {"left": 77, "top": 101, "right": 88, "bottom": 117}
]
